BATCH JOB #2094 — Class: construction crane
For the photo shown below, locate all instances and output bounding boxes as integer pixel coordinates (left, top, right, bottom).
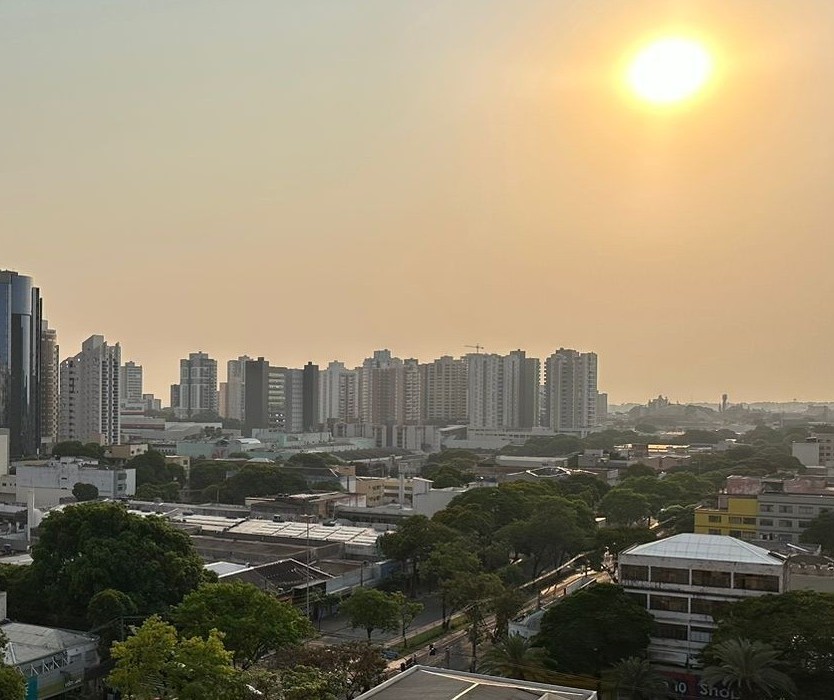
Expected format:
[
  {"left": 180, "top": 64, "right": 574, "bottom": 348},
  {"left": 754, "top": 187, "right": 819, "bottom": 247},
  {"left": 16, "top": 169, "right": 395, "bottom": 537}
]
[{"left": 464, "top": 344, "right": 485, "bottom": 354}]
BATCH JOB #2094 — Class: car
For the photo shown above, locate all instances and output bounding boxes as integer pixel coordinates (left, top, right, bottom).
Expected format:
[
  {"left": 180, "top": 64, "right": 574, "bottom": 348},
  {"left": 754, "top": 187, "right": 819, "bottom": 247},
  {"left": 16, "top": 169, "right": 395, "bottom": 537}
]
[{"left": 380, "top": 649, "right": 399, "bottom": 660}]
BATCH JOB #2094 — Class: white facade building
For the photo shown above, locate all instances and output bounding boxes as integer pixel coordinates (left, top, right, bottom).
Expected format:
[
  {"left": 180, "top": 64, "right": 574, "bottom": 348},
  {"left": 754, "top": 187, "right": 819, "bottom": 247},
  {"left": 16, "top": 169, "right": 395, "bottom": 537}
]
[
  {"left": 15, "top": 457, "right": 136, "bottom": 507},
  {"left": 619, "top": 534, "right": 784, "bottom": 668},
  {"left": 224, "top": 355, "right": 250, "bottom": 421},
  {"left": 420, "top": 355, "right": 468, "bottom": 425},
  {"left": 544, "top": 348, "right": 598, "bottom": 433},
  {"left": 173, "top": 352, "right": 218, "bottom": 418},
  {"left": 319, "top": 361, "right": 359, "bottom": 424},
  {"left": 59, "top": 335, "right": 121, "bottom": 445}
]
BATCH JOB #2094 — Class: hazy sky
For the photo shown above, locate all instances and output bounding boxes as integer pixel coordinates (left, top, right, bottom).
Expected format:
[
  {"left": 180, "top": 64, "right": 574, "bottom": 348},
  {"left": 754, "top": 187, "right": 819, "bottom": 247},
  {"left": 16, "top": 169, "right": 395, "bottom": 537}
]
[{"left": 3, "top": 1, "right": 834, "bottom": 404}]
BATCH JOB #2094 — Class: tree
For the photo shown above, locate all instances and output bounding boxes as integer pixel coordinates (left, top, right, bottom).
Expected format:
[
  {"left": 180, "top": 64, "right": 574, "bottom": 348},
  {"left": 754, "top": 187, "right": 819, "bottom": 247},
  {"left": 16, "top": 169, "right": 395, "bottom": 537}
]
[
  {"left": 129, "top": 449, "right": 182, "bottom": 487},
  {"left": 28, "top": 502, "right": 205, "bottom": 628},
  {"left": 0, "top": 630, "right": 25, "bottom": 700},
  {"left": 599, "top": 489, "right": 652, "bottom": 526},
  {"left": 72, "top": 481, "right": 99, "bottom": 501},
  {"left": 109, "top": 616, "right": 242, "bottom": 700},
  {"left": 391, "top": 592, "right": 424, "bottom": 648},
  {"left": 535, "top": 584, "right": 653, "bottom": 676},
  {"left": 172, "top": 582, "right": 314, "bottom": 668},
  {"left": 702, "top": 639, "right": 796, "bottom": 700},
  {"left": 279, "top": 666, "right": 340, "bottom": 700},
  {"left": 605, "top": 657, "right": 670, "bottom": 700},
  {"left": 624, "top": 463, "right": 656, "bottom": 479},
  {"left": 217, "top": 464, "right": 308, "bottom": 504},
  {"left": 277, "top": 642, "right": 387, "bottom": 699},
  {"left": 341, "top": 588, "right": 399, "bottom": 641},
  {"left": 800, "top": 511, "right": 834, "bottom": 554},
  {"left": 479, "top": 634, "right": 550, "bottom": 682},
  {"left": 492, "top": 588, "right": 527, "bottom": 640},
  {"left": 135, "top": 481, "right": 181, "bottom": 501},
  {"left": 378, "top": 515, "right": 453, "bottom": 594},
  {"left": 446, "top": 572, "right": 505, "bottom": 671},
  {"left": 423, "top": 540, "right": 482, "bottom": 629},
  {"left": 52, "top": 441, "right": 104, "bottom": 458},
  {"left": 589, "top": 527, "right": 655, "bottom": 573},
  {"left": 707, "top": 590, "right": 834, "bottom": 698},
  {"left": 87, "top": 588, "right": 138, "bottom": 659}
]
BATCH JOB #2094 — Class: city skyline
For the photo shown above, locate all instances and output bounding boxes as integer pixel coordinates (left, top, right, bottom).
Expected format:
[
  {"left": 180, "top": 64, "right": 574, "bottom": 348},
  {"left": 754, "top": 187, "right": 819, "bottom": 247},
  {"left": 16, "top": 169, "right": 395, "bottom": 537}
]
[{"left": 4, "top": 2, "right": 834, "bottom": 404}]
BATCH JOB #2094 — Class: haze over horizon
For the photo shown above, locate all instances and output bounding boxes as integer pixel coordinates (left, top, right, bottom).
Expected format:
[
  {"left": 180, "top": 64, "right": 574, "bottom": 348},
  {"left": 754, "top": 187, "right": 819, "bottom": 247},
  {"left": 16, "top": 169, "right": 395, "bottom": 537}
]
[{"left": 4, "top": 1, "right": 833, "bottom": 404}]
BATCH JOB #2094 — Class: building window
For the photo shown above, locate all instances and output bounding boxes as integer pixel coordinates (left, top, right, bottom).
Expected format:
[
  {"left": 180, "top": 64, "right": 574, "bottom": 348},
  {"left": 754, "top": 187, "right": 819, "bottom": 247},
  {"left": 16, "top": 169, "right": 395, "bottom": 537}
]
[
  {"left": 708, "top": 515, "right": 722, "bottom": 523},
  {"left": 761, "top": 505, "right": 774, "bottom": 513},
  {"left": 708, "top": 528, "right": 721, "bottom": 535},
  {"left": 760, "top": 518, "right": 774, "bottom": 526},
  {"left": 778, "top": 520, "right": 793, "bottom": 528},
  {"left": 728, "top": 516, "right": 742, "bottom": 524},
  {"left": 798, "top": 520, "right": 812, "bottom": 528},
  {"left": 729, "top": 530, "right": 742, "bottom": 538},
  {"left": 691, "top": 569, "right": 731, "bottom": 588},
  {"left": 779, "top": 505, "right": 793, "bottom": 514},
  {"left": 690, "top": 626, "right": 714, "bottom": 644},
  {"left": 651, "top": 567, "right": 689, "bottom": 585},
  {"left": 742, "top": 517, "right": 756, "bottom": 525},
  {"left": 734, "top": 573, "right": 780, "bottom": 592},
  {"left": 799, "top": 506, "right": 814, "bottom": 515},
  {"left": 650, "top": 595, "right": 689, "bottom": 613},
  {"left": 690, "top": 598, "right": 727, "bottom": 618},
  {"left": 653, "top": 622, "right": 688, "bottom": 641},
  {"left": 620, "top": 565, "right": 649, "bottom": 581}
]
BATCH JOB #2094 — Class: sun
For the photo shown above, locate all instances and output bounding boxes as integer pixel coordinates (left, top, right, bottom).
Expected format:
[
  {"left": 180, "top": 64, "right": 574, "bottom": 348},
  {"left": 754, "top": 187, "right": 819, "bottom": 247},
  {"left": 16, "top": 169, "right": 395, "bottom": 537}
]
[{"left": 627, "top": 37, "right": 713, "bottom": 105}]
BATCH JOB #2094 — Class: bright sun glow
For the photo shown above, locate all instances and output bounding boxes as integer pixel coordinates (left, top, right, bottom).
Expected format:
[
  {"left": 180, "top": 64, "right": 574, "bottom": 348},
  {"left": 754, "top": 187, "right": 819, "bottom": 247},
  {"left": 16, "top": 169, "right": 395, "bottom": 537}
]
[{"left": 628, "top": 38, "right": 713, "bottom": 105}]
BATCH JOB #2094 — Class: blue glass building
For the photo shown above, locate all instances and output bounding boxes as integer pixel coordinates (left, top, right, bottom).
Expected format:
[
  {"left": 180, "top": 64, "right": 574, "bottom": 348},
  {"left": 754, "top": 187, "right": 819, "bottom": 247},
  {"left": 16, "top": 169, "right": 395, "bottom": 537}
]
[{"left": 0, "top": 270, "right": 42, "bottom": 457}]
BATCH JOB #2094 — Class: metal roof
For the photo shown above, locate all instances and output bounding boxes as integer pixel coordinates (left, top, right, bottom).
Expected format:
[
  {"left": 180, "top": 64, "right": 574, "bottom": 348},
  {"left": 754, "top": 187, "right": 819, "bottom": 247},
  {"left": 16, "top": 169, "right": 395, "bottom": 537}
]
[
  {"left": 2, "top": 623, "right": 97, "bottom": 666},
  {"left": 355, "top": 667, "right": 596, "bottom": 700},
  {"left": 622, "top": 533, "right": 783, "bottom": 566}
]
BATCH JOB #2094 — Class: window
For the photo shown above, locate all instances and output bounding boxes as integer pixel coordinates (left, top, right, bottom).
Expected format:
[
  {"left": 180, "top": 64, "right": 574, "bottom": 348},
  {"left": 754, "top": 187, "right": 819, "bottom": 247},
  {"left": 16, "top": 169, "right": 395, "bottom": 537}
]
[
  {"left": 761, "top": 505, "right": 774, "bottom": 513},
  {"left": 729, "top": 530, "right": 742, "bottom": 538},
  {"left": 690, "top": 626, "right": 714, "bottom": 643},
  {"left": 708, "top": 528, "right": 721, "bottom": 535},
  {"left": 779, "top": 505, "right": 793, "bottom": 514},
  {"left": 728, "top": 516, "right": 742, "bottom": 524},
  {"left": 799, "top": 506, "right": 814, "bottom": 515},
  {"left": 799, "top": 520, "right": 812, "bottom": 528},
  {"left": 760, "top": 518, "right": 774, "bottom": 526},
  {"left": 653, "top": 622, "right": 688, "bottom": 641},
  {"left": 651, "top": 567, "right": 689, "bottom": 585},
  {"left": 779, "top": 520, "right": 793, "bottom": 528},
  {"left": 691, "top": 569, "right": 731, "bottom": 588},
  {"left": 742, "top": 517, "right": 756, "bottom": 525},
  {"left": 708, "top": 515, "right": 722, "bottom": 523},
  {"left": 650, "top": 595, "right": 688, "bottom": 613},
  {"left": 734, "top": 573, "right": 780, "bottom": 592},
  {"left": 691, "top": 598, "right": 727, "bottom": 618},
  {"left": 620, "top": 565, "right": 648, "bottom": 581}
]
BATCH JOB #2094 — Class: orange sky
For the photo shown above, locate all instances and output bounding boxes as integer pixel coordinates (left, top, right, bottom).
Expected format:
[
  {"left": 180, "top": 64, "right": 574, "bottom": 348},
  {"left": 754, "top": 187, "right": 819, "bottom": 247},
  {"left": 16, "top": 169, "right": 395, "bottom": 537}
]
[{"left": 3, "top": 1, "right": 833, "bottom": 404}]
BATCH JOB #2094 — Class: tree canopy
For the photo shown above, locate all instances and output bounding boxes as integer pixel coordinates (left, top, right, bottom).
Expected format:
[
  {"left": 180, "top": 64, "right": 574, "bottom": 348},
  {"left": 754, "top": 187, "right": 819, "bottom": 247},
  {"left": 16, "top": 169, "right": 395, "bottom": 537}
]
[
  {"left": 535, "top": 583, "right": 653, "bottom": 676},
  {"left": 72, "top": 481, "right": 99, "bottom": 501},
  {"left": 27, "top": 502, "right": 205, "bottom": 628},
  {"left": 707, "top": 590, "right": 834, "bottom": 699},
  {"left": 340, "top": 588, "right": 400, "bottom": 641},
  {"left": 171, "top": 582, "right": 313, "bottom": 668},
  {"left": 799, "top": 511, "right": 834, "bottom": 554}
]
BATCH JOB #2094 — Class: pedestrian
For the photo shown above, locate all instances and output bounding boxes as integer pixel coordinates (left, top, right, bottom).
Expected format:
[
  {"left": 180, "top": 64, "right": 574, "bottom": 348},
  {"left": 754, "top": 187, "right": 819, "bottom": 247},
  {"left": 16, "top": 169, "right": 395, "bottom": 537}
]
[
  {"left": 400, "top": 661, "right": 406, "bottom": 672},
  {"left": 429, "top": 643, "right": 436, "bottom": 656}
]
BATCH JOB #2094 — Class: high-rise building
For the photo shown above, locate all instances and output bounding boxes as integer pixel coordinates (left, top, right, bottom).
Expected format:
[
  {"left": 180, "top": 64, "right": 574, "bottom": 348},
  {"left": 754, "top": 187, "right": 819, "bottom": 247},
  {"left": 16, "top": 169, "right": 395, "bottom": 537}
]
[
  {"left": 401, "top": 358, "right": 422, "bottom": 425},
  {"left": 119, "top": 361, "right": 143, "bottom": 405},
  {"left": 283, "top": 367, "right": 304, "bottom": 433},
  {"left": 319, "top": 361, "right": 359, "bottom": 425},
  {"left": 302, "top": 362, "right": 320, "bottom": 432},
  {"left": 224, "top": 355, "right": 250, "bottom": 421},
  {"left": 0, "top": 270, "right": 42, "bottom": 457},
  {"left": 543, "top": 348, "right": 598, "bottom": 432},
  {"left": 39, "top": 320, "right": 59, "bottom": 449},
  {"left": 466, "top": 351, "right": 540, "bottom": 430},
  {"left": 358, "top": 350, "right": 422, "bottom": 425},
  {"left": 420, "top": 355, "right": 468, "bottom": 425},
  {"left": 244, "top": 358, "right": 290, "bottom": 433},
  {"left": 59, "top": 335, "right": 121, "bottom": 445},
  {"left": 466, "top": 353, "right": 503, "bottom": 429},
  {"left": 502, "top": 350, "right": 540, "bottom": 430},
  {"left": 172, "top": 352, "right": 218, "bottom": 418}
]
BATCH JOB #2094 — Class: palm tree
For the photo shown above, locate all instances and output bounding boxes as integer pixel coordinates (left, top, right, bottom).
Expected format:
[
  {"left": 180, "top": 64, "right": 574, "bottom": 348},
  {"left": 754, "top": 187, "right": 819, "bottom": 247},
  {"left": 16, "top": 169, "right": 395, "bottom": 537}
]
[
  {"left": 702, "top": 638, "right": 796, "bottom": 700},
  {"left": 478, "top": 635, "right": 551, "bottom": 682},
  {"left": 605, "top": 657, "right": 669, "bottom": 700}
]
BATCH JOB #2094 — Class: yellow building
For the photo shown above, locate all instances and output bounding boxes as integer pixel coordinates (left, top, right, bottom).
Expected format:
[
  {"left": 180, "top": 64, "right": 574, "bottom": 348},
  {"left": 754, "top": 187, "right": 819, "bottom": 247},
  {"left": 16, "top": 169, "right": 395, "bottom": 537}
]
[{"left": 694, "top": 495, "right": 758, "bottom": 539}]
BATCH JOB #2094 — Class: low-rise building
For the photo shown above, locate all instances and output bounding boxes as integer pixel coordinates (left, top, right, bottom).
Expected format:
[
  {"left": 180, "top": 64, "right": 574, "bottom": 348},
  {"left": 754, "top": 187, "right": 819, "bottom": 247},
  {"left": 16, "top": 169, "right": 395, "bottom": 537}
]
[
  {"left": 619, "top": 534, "right": 785, "bottom": 668},
  {"left": 13, "top": 457, "right": 136, "bottom": 507}
]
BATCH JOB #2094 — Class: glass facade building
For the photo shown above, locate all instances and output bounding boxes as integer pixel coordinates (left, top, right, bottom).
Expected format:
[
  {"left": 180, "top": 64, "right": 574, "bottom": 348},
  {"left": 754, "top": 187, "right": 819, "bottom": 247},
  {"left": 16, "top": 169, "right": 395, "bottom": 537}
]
[{"left": 0, "top": 270, "right": 42, "bottom": 457}]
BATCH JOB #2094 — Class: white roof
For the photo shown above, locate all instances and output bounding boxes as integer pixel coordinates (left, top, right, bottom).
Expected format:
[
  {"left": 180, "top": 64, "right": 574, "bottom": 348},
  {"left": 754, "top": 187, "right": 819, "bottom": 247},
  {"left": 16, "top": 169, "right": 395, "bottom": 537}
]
[
  {"left": 204, "top": 561, "right": 252, "bottom": 576},
  {"left": 2, "top": 623, "right": 97, "bottom": 666},
  {"left": 623, "top": 533, "right": 783, "bottom": 566}
]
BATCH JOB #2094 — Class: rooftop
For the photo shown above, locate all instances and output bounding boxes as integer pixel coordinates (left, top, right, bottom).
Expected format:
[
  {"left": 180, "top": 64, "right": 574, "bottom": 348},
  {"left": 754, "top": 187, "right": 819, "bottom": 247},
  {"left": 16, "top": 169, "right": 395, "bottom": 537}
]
[
  {"left": 355, "top": 666, "right": 597, "bottom": 700},
  {"left": 622, "top": 533, "right": 783, "bottom": 566},
  {"left": 2, "top": 622, "right": 98, "bottom": 666},
  {"left": 228, "top": 519, "right": 381, "bottom": 547}
]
